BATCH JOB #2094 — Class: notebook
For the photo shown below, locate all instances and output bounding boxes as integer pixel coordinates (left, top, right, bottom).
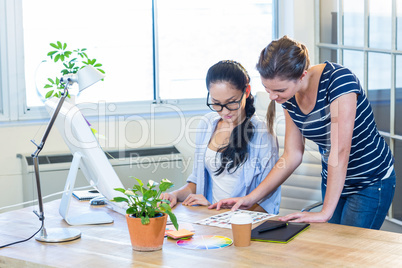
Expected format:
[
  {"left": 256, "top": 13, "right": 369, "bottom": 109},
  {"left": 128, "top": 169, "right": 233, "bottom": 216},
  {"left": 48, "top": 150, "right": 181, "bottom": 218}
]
[
  {"left": 251, "top": 220, "right": 310, "bottom": 243},
  {"left": 72, "top": 190, "right": 102, "bottom": 201}
]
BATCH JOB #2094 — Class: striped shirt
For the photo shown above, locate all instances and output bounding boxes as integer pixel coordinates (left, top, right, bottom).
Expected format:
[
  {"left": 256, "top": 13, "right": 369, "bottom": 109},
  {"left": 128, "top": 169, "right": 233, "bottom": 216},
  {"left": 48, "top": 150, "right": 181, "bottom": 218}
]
[{"left": 282, "top": 62, "right": 394, "bottom": 196}]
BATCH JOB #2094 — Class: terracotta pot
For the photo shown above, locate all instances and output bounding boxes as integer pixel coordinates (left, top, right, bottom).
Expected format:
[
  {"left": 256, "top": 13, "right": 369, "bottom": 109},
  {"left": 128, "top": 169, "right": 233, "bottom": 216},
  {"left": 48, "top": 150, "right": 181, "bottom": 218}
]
[{"left": 125, "top": 213, "right": 167, "bottom": 251}]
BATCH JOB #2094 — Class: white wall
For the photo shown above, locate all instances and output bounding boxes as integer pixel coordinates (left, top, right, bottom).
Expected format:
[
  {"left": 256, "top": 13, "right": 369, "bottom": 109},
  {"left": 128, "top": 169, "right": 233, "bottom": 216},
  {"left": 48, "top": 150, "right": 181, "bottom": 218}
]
[{"left": 0, "top": 111, "right": 204, "bottom": 211}]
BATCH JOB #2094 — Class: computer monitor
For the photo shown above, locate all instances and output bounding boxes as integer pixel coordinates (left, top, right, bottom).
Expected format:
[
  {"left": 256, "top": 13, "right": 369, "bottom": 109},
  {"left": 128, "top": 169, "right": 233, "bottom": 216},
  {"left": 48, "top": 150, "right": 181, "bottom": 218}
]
[{"left": 45, "top": 97, "right": 126, "bottom": 225}]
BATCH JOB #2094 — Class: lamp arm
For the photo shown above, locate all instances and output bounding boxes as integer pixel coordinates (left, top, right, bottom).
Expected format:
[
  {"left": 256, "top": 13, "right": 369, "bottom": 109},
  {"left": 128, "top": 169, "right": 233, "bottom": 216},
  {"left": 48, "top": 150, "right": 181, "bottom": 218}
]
[
  {"left": 31, "top": 86, "right": 68, "bottom": 222},
  {"left": 32, "top": 88, "right": 69, "bottom": 157}
]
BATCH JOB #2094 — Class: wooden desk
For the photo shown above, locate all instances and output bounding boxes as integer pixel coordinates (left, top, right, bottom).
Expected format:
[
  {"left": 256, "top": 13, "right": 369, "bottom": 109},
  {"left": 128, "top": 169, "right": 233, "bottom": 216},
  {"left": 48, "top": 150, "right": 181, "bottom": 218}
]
[{"left": 1, "top": 200, "right": 402, "bottom": 267}]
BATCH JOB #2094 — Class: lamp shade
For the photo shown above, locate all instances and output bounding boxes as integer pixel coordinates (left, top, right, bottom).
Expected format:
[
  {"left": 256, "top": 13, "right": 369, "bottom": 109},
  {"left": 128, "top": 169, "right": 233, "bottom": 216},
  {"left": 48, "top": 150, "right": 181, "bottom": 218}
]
[{"left": 76, "top": 65, "right": 105, "bottom": 92}]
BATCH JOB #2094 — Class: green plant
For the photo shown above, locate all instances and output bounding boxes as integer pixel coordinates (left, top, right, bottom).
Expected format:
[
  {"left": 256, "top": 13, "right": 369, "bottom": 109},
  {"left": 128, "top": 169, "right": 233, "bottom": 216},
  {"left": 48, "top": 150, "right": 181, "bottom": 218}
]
[
  {"left": 111, "top": 178, "right": 179, "bottom": 230},
  {"left": 44, "top": 41, "right": 105, "bottom": 98}
]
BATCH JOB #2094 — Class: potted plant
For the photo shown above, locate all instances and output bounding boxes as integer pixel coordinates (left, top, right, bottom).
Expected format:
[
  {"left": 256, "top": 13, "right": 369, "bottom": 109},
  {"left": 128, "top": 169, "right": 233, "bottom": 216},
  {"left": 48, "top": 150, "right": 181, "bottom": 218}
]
[
  {"left": 111, "top": 178, "right": 179, "bottom": 251},
  {"left": 43, "top": 41, "right": 105, "bottom": 99}
]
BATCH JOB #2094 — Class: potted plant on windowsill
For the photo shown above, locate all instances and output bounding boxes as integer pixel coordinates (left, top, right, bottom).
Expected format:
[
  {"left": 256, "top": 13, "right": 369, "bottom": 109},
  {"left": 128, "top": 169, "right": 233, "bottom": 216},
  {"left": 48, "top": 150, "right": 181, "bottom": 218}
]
[{"left": 111, "top": 178, "right": 178, "bottom": 252}]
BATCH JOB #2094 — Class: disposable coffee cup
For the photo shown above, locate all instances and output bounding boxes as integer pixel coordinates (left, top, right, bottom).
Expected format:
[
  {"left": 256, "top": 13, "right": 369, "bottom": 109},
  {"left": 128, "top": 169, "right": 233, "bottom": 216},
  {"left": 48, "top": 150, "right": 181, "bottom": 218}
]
[{"left": 231, "top": 214, "right": 253, "bottom": 247}]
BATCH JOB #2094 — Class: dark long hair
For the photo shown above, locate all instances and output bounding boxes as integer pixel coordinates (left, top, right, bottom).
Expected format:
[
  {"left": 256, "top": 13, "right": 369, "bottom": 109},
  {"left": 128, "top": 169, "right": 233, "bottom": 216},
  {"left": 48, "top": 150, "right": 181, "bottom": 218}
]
[
  {"left": 206, "top": 60, "right": 255, "bottom": 175},
  {"left": 256, "top": 35, "right": 310, "bottom": 134}
]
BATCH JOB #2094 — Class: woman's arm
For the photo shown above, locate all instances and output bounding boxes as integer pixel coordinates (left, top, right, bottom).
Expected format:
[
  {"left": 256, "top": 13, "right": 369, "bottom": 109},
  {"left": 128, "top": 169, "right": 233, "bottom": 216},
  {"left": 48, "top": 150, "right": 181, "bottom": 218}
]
[
  {"left": 209, "top": 109, "right": 305, "bottom": 210},
  {"left": 279, "top": 93, "right": 356, "bottom": 222},
  {"left": 160, "top": 182, "right": 196, "bottom": 207}
]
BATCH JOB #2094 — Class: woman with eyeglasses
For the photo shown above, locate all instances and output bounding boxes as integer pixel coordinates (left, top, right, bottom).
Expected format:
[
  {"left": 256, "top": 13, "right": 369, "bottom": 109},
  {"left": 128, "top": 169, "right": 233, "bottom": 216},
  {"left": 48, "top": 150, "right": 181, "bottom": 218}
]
[
  {"left": 160, "top": 60, "right": 281, "bottom": 214},
  {"left": 210, "top": 36, "right": 395, "bottom": 229}
]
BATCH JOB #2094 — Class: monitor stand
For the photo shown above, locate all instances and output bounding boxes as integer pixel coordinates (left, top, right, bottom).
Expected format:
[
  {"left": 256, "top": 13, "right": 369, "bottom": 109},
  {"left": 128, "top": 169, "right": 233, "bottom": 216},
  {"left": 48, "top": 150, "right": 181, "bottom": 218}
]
[{"left": 59, "top": 152, "right": 114, "bottom": 225}]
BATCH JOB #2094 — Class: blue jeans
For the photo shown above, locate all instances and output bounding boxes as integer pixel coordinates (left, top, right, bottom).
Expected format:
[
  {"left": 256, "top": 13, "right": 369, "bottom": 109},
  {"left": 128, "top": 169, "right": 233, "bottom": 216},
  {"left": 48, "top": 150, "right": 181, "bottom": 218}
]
[{"left": 321, "top": 170, "right": 396, "bottom": 230}]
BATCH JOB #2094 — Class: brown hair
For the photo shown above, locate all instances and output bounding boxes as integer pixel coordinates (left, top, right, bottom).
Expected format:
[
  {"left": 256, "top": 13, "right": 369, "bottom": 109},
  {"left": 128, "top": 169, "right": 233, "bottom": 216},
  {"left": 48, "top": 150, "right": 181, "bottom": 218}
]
[{"left": 256, "top": 36, "right": 310, "bottom": 133}]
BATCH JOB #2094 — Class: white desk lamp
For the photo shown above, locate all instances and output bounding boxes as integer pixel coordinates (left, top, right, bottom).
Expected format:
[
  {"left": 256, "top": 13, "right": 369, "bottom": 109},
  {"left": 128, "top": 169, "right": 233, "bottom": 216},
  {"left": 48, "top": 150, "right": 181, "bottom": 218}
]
[{"left": 31, "top": 65, "right": 105, "bottom": 243}]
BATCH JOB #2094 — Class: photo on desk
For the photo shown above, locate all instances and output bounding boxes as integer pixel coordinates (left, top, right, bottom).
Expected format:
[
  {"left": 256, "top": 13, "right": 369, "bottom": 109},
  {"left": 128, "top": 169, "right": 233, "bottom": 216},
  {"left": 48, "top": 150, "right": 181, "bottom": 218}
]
[{"left": 251, "top": 221, "right": 310, "bottom": 243}]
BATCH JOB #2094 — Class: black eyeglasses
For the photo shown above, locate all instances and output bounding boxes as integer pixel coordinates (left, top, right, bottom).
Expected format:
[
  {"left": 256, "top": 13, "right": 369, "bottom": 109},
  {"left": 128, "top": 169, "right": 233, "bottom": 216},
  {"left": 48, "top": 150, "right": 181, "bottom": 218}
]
[{"left": 206, "top": 91, "right": 245, "bottom": 112}]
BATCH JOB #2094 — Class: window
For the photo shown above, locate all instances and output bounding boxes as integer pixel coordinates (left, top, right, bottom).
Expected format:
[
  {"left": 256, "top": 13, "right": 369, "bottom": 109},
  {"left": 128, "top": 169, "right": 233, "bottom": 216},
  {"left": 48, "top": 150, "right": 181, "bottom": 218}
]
[
  {"left": 157, "top": 0, "right": 274, "bottom": 100},
  {"left": 317, "top": 0, "right": 402, "bottom": 223},
  {"left": 0, "top": 0, "right": 275, "bottom": 121},
  {"left": 22, "top": 0, "right": 154, "bottom": 107}
]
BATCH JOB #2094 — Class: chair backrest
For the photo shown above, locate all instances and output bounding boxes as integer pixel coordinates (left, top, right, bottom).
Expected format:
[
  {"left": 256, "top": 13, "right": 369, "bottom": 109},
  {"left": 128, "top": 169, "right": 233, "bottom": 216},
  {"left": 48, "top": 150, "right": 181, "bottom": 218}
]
[{"left": 255, "top": 91, "right": 322, "bottom": 216}]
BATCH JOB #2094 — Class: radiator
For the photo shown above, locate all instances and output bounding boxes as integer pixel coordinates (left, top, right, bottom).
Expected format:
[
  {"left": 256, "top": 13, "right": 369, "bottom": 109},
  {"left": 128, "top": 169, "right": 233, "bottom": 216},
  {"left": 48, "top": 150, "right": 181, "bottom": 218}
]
[{"left": 18, "top": 146, "right": 185, "bottom": 204}]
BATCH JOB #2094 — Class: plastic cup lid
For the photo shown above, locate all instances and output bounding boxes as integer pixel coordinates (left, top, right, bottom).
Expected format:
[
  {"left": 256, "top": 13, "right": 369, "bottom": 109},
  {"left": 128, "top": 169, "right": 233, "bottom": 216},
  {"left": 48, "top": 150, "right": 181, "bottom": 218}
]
[{"left": 230, "top": 213, "right": 253, "bottom": 224}]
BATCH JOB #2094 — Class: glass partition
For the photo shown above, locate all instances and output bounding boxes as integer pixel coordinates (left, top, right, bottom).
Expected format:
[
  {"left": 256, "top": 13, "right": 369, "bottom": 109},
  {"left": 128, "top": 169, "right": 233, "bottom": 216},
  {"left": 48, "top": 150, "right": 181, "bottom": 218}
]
[
  {"left": 369, "top": 0, "right": 392, "bottom": 49},
  {"left": 397, "top": 0, "right": 402, "bottom": 50},
  {"left": 368, "top": 52, "right": 391, "bottom": 132},
  {"left": 343, "top": 0, "right": 364, "bottom": 47},
  {"left": 396, "top": 55, "right": 402, "bottom": 135},
  {"left": 319, "top": 48, "right": 338, "bottom": 63},
  {"left": 320, "top": 0, "right": 338, "bottom": 44},
  {"left": 343, "top": 50, "right": 364, "bottom": 83}
]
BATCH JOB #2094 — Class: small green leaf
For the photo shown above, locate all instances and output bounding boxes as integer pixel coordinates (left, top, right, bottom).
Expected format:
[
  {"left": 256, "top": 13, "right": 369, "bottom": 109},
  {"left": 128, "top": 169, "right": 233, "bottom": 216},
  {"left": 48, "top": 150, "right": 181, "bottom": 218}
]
[
  {"left": 50, "top": 43, "right": 59, "bottom": 49},
  {"left": 161, "top": 199, "right": 171, "bottom": 205},
  {"left": 94, "top": 63, "right": 102, "bottom": 67},
  {"left": 44, "top": 84, "right": 53, "bottom": 89},
  {"left": 60, "top": 54, "right": 65, "bottom": 61},
  {"left": 159, "top": 181, "right": 174, "bottom": 192},
  {"left": 63, "top": 43, "right": 67, "bottom": 50},
  {"left": 134, "top": 178, "right": 144, "bottom": 187},
  {"left": 158, "top": 202, "right": 171, "bottom": 212},
  {"left": 98, "top": 69, "right": 105, "bottom": 74},
  {"left": 133, "top": 185, "right": 142, "bottom": 193},
  {"left": 141, "top": 215, "right": 150, "bottom": 225},
  {"left": 54, "top": 54, "right": 60, "bottom": 62},
  {"left": 165, "top": 210, "right": 179, "bottom": 230},
  {"left": 47, "top": 51, "right": 58, "bottom": 57},
  {"left": 57, "top": 41, "right": 62, "bottom": 49},
  {"left": 110, "top": 196, "right": 128, "bottom": 203},
  {"left": 48, "top": 78, "right": 55, "bottom": 84},
  {"left": 45, "top": 90, "right": 54, "bottom": 98},
  {"left": 126, "top": 207, "right": 136, "bottom": 214},
  {"left": 114, "top": 188, "right": 126, "bottom": 193}
]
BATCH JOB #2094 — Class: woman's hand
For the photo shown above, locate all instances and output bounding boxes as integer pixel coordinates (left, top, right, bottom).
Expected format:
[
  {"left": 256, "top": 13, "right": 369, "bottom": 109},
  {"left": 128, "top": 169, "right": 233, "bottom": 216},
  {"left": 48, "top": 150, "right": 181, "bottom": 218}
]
[
  {"left": 159, "top": 193, "right": 178, "bottom": 208},
  {"left": 208, "top": 196, "right": 255, "bottom": 211},
  {"left": 182, "top": 194, "right": 211, "bottom": 206},
  {"left": 278, "top": 211, "right": 331, "bottom": 223}
]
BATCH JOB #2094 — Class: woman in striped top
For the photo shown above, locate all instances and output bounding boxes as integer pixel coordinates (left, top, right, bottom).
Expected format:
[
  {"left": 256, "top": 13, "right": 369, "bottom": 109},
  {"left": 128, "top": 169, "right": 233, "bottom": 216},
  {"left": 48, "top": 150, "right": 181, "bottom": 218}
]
[{"left": 210, "top": 36, "right": 396, "bottom": 229}]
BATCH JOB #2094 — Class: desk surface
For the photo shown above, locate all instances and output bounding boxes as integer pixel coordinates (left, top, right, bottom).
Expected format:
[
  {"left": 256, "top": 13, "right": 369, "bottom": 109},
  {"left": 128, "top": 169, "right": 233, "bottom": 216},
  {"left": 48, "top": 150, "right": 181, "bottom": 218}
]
[{"left": 1, "top": 200, "right": 402, "bottom": 268}]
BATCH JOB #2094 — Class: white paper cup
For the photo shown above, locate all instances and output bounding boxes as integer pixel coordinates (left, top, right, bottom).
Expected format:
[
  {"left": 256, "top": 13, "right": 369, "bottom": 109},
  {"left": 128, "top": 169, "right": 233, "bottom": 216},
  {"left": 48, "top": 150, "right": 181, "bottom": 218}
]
[{"left": 231, "top": 214, "right": 253, "bottom": 247}]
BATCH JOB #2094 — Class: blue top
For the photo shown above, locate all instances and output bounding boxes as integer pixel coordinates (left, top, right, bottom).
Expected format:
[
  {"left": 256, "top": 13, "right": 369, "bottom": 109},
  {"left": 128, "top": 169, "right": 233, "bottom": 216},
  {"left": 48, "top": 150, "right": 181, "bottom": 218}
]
[
  {"left": 282, "top": 62, "right": 394, "bottom": 196},
  {"left": 187, "top": 112, "right": 281, "bottom": 214}
]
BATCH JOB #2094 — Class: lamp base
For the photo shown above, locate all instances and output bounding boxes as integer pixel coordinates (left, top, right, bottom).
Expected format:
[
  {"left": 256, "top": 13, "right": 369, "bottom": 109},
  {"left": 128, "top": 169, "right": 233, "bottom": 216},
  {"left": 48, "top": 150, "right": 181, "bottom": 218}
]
[{"left": 35, "top": 227, "right": 81, "bottom": 243}]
